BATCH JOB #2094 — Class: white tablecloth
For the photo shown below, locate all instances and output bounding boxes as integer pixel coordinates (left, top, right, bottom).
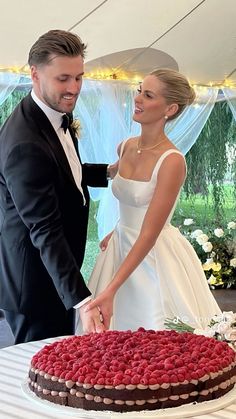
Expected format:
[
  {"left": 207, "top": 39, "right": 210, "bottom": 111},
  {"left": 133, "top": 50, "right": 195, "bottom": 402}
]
[{"left": 1, "top": 337, "right": 236, "bottom": 419}]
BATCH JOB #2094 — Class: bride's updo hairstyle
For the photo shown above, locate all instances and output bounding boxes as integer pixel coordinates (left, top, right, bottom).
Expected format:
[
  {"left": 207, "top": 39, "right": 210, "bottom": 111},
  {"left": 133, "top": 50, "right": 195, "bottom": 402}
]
[{"left": 150, "top": 68, "right": 196, "bottom": 121}]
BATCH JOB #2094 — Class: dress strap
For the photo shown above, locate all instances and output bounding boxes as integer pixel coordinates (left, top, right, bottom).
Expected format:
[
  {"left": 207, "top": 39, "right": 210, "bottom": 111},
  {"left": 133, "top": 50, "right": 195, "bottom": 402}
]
[
  {"left": 152, "top": 149, "right": 186, "bottom": 179},
  {"left": 119, "top": 139, "right": 129, "bottom": 158}
]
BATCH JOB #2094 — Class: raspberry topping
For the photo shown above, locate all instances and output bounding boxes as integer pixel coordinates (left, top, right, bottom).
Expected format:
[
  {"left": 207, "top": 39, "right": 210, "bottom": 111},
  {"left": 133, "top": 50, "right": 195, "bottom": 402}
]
[{"left": 31, "top": 329, "right": 235, "bottom": 386}]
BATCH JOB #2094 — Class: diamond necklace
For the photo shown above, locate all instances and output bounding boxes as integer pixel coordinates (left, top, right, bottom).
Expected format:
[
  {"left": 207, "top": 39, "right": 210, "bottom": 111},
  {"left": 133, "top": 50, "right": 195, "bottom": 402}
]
[{"left": 137, "top": 136, "right": 166, "bottom": 154}]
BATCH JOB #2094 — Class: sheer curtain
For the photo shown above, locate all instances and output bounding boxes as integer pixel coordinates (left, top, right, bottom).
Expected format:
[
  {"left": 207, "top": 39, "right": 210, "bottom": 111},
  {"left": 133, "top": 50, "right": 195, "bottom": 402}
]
[
  {"left": 74, "top": 80, "right": 140, "bottom": 237},
  {"left": 76, "top": 82, "right": 219, "bottom": 239},
  {"left": 0, "top": 73, "right": 22, "bottom": 106},
  {"left": 165, "top": 87, "right": 219, "bottom": 154},
  {"left": 222, "top": 88, "right": 236, "bottom": 121},
  {"left": 0, "top": 73, "right": 234, "bottom": 239}
]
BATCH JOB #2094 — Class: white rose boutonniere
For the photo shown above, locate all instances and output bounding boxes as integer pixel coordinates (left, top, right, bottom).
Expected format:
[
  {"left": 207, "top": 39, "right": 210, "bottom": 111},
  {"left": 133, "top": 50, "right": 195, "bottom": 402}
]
[{"left": 70, "top": 119, "right": 81, "bottom": 138}]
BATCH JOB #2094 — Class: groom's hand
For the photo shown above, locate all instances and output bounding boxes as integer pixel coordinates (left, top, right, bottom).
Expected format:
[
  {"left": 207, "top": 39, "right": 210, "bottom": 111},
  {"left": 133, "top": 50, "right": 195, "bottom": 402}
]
[{"left": 79, "top": 301, "right": 105, "bottom": 334}]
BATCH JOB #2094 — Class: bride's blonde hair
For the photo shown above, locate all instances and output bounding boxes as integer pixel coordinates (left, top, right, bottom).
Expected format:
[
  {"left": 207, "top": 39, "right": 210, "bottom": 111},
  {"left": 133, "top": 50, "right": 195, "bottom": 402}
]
[{"left": 150, "top": 68, "right": 196, "bottom": 120}]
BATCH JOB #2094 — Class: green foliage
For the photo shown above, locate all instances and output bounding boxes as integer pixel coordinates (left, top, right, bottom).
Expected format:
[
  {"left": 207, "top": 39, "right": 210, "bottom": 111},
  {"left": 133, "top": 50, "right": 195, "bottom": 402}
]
[
  {"left": 81, "top": 201, "right": 100, "bottom": 283},
  {"left": 173, "top": 185, "right": 235, "bottom": 228},
  {"left": 184, "top": 101, "right": 236, "bottom": 224},
  {"left": 0, "top": 90, "right": 28, "bottom": 127}
]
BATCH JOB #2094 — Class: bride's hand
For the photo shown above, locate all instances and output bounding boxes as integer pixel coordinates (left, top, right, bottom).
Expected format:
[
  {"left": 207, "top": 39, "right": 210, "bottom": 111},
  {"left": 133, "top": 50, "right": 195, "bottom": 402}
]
[
  {"left": 85, "top": 289, "right": 115, "bottom": 330},
  {"left": 100, "top": 231, "right": 113, "bottom": 251}
]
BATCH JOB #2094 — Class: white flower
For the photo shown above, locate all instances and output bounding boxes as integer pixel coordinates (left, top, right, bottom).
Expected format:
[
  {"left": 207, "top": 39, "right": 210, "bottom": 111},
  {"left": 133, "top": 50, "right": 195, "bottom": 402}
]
[
  {"left": 202, "top": 242, "right": 213, "bottom": 253},
  {"left": 191, "top": 229, "right": 203, "bottom": 239},
  {"left": 203, "top": 258, "right": 214, "bottom": 271},
  {"left": 214, "top": 322, "right": 231, "bottom": 335},
  {"left": 212, "top": 313, "right": 225, "bottom": 323},
  {"left": 208, "top": 274, "right": 217, "bottom": 285},
  {"left": 225, "top": 329, "right": 236, "bottom": 342},
  {"left": 230, "top": 258, "right": 236, "bottom": 268},
  {"left": 184, "top": 218, "right": 194, "bottom": 226},
  {"left": 227, "top": 221, "right": 236, "bottom": 230},
  {"left": 211, "top": 262, "right": 222, "bottom": 272},
  {"left": 221, "top": 311, "right": 236, "bottom": 322},
  {"left": 214, "top": 228, "right": 224, "bottom": 238},
  {"left": 165, "top": 311, "right": 236, "bottom": 346},
  {"left": 196, "top": 233, "right": 209, "bottom": 245}
]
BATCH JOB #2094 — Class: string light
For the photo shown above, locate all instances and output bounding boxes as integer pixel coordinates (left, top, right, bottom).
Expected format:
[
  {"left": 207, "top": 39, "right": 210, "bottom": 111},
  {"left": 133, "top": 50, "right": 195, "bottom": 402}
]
[
  {"left": 83, "top": 69, "right": 141, "bottom": 83},
  {"left": 0, "top": 65, "right": 30, "bottom": 74},
  {"left": 0, "top": 66, "right": 235, "bottom": 88}
]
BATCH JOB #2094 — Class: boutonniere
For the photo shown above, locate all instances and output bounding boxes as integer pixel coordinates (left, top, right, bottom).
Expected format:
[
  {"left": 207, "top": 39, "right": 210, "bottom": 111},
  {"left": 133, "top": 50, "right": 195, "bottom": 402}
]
[{"left": 70, "top": 119, "right": 81, "bottom": 138}]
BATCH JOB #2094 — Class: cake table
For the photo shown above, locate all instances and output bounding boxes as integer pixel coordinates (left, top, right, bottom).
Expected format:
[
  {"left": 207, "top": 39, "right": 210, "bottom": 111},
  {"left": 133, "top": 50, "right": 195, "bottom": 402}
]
[{"left": 1, "top": 336, "right": 236, "bottom": 419}]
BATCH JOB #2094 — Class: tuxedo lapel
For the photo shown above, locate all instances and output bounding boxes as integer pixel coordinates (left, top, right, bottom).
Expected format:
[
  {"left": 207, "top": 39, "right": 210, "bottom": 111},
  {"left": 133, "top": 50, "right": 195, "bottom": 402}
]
[
  {"left": 25, "top": 95, "right": 77, "bottom": 186},
  {"left": 69, "top": 126, "right": 82, "bottom": 164}
]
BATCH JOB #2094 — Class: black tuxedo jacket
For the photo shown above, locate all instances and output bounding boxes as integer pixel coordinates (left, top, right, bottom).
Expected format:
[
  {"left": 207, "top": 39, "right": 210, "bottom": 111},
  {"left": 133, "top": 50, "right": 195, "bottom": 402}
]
[{"left": 0, "top": 93, "right": 108, "bottom": 318}]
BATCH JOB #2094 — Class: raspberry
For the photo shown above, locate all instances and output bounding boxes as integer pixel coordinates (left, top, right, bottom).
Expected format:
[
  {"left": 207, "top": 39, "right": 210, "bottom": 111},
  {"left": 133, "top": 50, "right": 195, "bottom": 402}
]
[
  {"left": 160, "top": 373, "right": 170, "bottom": 384},
  {"left": 131, "top": 374, "right": 141, "bottom": 385},
  {"left": 149, "top": 377, "right": 158, "bottom": 385},
  {"left": 140, "top": 377, "right": 149, "bottom": 385},
  {"left": 177, "top": 373, "right": 185, "bottom": 382},
  {"left": 97, "top": 377, "right": 105, "bottom": 385},
  {"left": 65, "top": 371, "right": 74, "bottom": 381},
  {"left": 123, "top": 375, "right": 131, "bottom": 385},
  {"left": 175, "top": 359, "right": 184, "bottom": 368},
  {"left": 170, "top": 374, "right": 178, "bottom": 383}
]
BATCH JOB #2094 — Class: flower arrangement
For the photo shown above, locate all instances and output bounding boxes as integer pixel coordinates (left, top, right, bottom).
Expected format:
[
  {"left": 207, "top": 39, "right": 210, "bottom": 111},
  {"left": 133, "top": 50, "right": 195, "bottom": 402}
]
[
  {"left": 165, "top": 311, "right": 236, "bottom": 349},
  {"left": 179, "top": 219, "right": 236, "bottom": 289}
]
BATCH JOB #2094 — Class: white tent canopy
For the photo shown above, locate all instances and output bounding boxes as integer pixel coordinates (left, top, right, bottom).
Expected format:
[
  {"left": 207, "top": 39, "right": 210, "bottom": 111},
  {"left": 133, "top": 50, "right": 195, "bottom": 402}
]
[{"left": 0, "top": 0, "right": 236, "bottom": 87}]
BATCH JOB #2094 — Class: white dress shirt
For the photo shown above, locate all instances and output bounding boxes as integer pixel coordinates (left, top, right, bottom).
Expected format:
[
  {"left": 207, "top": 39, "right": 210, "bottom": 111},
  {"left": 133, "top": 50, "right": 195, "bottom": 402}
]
[
  {"left": 31, "top": 91, "right": 86, "bottom": 203},
  {"left": 31, "top": 91, "right": 91, "bottom": 309}
]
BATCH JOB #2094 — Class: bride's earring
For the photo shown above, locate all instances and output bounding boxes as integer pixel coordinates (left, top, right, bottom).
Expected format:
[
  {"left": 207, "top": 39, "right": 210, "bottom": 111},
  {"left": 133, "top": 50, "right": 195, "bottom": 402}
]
[{"left": 164, "top": 115, "right": 168, "bottom": 120}]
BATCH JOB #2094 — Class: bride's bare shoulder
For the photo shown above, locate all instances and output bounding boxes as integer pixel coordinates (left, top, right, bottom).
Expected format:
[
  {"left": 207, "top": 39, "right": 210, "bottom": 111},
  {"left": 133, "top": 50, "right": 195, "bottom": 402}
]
[{"left": 117, "top": 137, "right": 138, "bottom": 156}]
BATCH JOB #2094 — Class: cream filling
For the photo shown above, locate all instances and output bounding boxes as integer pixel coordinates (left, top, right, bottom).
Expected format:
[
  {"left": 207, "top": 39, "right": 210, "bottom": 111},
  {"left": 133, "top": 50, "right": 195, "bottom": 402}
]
[
  {"left": 29, "top": 376, "right": 235, "bottom": 405},
  {"left": 30, "top": 360, "right": 236, "bottom": 393}
]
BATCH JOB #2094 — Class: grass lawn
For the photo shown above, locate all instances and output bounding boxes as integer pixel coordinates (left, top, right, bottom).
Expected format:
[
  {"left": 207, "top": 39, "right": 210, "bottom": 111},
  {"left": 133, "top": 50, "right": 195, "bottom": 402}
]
[{"left": 173, "top": 185, "right": 235, "bottom": 227}]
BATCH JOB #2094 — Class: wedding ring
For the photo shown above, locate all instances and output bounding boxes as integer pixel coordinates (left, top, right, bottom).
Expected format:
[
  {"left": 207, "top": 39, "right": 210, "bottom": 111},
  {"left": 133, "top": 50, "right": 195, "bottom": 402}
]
[{"left": 97, "top": 306, "right": 104, "bottom": 323}]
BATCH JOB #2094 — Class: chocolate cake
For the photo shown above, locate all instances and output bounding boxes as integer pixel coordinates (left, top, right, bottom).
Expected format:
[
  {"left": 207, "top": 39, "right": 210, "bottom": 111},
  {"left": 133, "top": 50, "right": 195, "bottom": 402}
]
[{"left": 28, "top": 328, "right": 236, "bottom": 412}]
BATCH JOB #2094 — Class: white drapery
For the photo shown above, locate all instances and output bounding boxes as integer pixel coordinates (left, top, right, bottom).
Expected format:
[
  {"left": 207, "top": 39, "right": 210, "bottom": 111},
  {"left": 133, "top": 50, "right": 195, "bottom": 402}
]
[
  {"left": 222, "top": 88, "right": 236, "bottom": 120},
  {"left": 0, "top": 73, "right": 21, "bottom": 106},
  {"left": 75, "top": 82, "right": 235, "bottom": 239},
  {"left": 0, "top": 73, "right": 236, "bottom": 239}
]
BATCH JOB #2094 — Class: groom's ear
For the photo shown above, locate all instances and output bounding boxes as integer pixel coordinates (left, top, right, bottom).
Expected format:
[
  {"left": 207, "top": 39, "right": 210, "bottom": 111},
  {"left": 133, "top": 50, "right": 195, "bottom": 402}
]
[{"left": 30, "top": 65, "right": 39, "bottom": 82}]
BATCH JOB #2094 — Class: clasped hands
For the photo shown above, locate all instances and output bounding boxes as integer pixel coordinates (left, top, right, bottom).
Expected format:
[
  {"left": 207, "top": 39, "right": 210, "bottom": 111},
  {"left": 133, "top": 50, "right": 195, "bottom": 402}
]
[{"left": 79, "top": 289, "right": 114, "bottom": 334}]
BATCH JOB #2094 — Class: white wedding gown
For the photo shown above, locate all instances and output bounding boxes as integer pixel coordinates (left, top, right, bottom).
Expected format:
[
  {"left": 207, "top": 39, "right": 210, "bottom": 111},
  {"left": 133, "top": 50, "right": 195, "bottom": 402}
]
[{"left": 79, "top": 148, "right": 221, "bottom": 333}]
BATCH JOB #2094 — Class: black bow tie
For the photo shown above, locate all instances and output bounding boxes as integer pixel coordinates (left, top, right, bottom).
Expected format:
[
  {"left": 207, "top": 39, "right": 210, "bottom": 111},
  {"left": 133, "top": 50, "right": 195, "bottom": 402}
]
[{"left": 61, "top": 114, "right": 70, "bottom": 133}]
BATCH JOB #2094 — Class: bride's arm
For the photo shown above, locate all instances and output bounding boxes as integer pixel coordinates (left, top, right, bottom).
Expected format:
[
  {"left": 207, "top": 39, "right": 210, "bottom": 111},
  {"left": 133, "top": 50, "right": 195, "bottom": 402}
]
[{"left": 86, "top": 153, "right": 186, "bottom": 328}]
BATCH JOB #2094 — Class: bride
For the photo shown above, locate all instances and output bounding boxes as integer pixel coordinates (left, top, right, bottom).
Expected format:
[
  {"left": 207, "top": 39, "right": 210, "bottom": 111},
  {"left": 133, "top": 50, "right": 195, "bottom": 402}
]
[{"left": 81, "top": 68, "right": 221, "bottom": 333}]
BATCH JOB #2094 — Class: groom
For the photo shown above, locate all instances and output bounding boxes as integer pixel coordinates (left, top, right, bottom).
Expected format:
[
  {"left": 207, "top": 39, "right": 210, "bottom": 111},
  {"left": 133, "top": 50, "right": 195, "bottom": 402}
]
[{"left": 0, "top": 29, "right": 115, "bottom": 344}]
